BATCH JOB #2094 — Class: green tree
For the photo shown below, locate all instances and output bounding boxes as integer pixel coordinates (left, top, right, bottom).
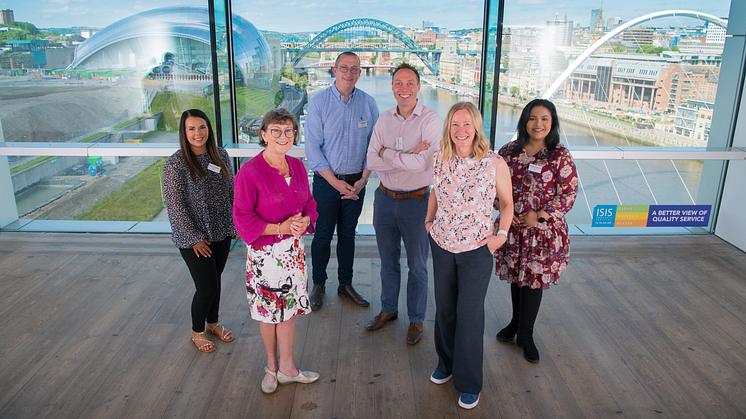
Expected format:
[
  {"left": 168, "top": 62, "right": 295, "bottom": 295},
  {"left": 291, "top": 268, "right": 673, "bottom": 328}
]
[
  {"left": 3, "top": 21, "right": 41, "bottom": 36},
  {"left": 327, "top": 35, "right": 344, "bottom": 42},
  {"left": 274, "top": 90, "right": 285, "bottom": 107},
  {"left": 370, "top": 55, "right": 376, "bottom": 65},
  {"left": 636, "top": 44, "right": 677, "bottom": 56},
  {"left": 510, "top": 86, "right": 519, "bottom": 97},
  {"left": 637, "top": 44, "right": 657, "bottom": 54},
  {"left": 613, "top": 45, "right": 627, "bottom": 53}
]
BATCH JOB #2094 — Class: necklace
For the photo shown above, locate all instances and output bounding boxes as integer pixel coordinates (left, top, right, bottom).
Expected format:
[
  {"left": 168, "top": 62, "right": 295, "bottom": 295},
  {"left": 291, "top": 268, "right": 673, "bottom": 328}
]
[{"left": 263, "top": 151, "right": 289, "bottom": 177}]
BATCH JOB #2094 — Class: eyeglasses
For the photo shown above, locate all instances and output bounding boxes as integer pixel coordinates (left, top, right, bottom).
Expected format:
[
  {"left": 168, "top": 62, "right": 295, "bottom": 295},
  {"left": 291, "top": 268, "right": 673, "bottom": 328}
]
[
  {"left": 269, "top": 129, "right": 296, "bottom": 138},
  {"left": 336, "top": 65, "right": 361, "bottom": 74}
]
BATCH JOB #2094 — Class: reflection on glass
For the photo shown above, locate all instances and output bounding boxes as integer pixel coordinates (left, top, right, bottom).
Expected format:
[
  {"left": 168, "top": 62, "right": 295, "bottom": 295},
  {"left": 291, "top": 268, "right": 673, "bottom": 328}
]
[
  {"left": 2, "top": 0, "right": 734, "bottom": 232},
  {"left": 495, "top": 1, "right": 731, "bottom": 232},
  {"left": 1, "top": 2, "right": 275, "bottom": 221},
  {"left": 14, "top": 154, "right": 165, "bottom": 221}
]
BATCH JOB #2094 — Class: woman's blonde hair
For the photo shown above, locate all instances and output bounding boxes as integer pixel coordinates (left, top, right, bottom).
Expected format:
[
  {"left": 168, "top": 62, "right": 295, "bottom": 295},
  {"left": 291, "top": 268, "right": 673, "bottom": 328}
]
[{"left": 439, "top": 102, "right": 490, "bottom": 161}]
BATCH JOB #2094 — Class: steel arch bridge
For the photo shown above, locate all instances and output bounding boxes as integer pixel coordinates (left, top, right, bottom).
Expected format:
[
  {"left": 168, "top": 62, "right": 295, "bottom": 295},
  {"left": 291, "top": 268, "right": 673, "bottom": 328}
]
[
  {"left": 543, "top": 10, "right": 728, "bottom": 99},
  {"left": 289, "top": 18, "right": 441, "bottom": 75}
]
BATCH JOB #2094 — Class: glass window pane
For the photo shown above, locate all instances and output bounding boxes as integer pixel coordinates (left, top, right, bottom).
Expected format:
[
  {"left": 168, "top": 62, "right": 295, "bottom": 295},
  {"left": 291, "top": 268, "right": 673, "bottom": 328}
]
[
  {"left": 1, "top": 1, "right": 219, "bottom": 223},
  {"left": 493, "top": 0, "right": 732, "bottom": 233},
  {"left": 225, "top": 4, "right": 486, "bottom": 228}
]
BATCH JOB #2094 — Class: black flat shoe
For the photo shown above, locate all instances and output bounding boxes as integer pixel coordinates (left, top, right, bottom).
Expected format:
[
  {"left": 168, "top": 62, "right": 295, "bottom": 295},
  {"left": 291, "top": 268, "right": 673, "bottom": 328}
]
[
  {"left": 518, "top": 335, "right": 540, "bottom": 363},
  {"left": 496, "top": 322, "right": 518, "bottom": 342}
]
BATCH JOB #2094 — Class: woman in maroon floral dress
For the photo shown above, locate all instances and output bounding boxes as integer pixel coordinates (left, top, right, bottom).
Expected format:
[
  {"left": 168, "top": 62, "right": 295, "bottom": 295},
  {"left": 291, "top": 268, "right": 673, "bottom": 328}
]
[{"left": 493, "top": 99, "right": 578, "bottom": 363}]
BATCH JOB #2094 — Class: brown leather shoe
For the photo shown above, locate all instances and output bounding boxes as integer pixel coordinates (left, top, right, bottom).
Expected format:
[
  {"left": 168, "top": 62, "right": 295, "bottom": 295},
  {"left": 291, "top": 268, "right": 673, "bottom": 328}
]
[
  {"left": 364, "top": 311, "right": 398, "bottom": 330},
  {"left": 337, "top": 284, "right": 369, "bottom": 307},
  {"left": 310, "top": 285, "right": 325, "bottom": 311},
  {"left": 406, "top": 322, "right": 423, "bottom": 345}
]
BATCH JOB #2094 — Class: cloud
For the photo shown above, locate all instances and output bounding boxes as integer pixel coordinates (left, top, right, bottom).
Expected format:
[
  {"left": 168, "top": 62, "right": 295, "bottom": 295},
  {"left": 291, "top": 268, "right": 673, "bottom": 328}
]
[
  {"left": 69, "top": 7, "right": 88, "bottom": 15},
  {"left": 518, "top": 0, "right": 548, "bottom": 3},
  {"left": 244, "top": 12, "right": 266, "bottom": 19},
  {"left": 301, "top": 2, "right": 327, "bottom": 9},
  {"left": 253, "top": 0, "right": 313, "bottom": 4},
  {"left": 40, "top": 5, "right": 69, "bottom": 13}
]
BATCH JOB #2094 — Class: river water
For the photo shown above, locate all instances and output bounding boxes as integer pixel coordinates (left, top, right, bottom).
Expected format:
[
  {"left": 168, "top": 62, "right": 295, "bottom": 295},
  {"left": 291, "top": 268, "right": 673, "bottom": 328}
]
[{"left": 313, "top": 75, "right": 706, "bottom": 225}]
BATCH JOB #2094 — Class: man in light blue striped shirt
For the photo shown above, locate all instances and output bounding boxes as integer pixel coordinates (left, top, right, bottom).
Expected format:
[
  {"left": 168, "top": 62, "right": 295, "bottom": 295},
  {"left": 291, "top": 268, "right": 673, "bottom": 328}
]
[{"left": 305, "top": 52, "right": 380, "bottom": 311}]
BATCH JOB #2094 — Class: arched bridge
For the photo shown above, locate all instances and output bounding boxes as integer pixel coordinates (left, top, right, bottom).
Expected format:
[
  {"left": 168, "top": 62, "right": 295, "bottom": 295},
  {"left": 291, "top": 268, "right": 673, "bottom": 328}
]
[
  {"left": 288, "top": 18, "right": 441, "bottom": 75},
  {"left": 543, "top": 10, "right": 728, "bottom": 99}
]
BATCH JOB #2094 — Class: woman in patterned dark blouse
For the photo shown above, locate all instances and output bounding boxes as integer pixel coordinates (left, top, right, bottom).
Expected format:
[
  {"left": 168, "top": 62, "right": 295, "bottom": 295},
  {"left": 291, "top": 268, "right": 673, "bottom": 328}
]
[
  {"left": 493, "top": 99, "right": 579, "bottom": 364},
  {"left": 163, "top": 109, "right": 238, "bottom": 353}
]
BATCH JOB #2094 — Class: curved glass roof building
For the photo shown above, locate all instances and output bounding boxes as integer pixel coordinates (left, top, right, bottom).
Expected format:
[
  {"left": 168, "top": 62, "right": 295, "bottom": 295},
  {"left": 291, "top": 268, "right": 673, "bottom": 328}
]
[{"left": 68, "top": 6, "right": 272, "bottom": 88}]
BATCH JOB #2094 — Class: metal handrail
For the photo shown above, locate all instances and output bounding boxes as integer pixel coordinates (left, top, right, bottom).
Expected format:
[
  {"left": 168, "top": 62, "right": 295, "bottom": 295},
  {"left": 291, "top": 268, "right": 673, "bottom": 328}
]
[{"left": 0, "top": 142, "right": 744, "bottom": 160}]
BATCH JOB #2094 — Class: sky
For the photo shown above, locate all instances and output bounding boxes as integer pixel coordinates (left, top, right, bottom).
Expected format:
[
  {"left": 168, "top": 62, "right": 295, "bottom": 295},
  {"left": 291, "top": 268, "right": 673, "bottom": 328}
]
[{"left": 2, "top": 0, "right": 732, "bottom": 33}]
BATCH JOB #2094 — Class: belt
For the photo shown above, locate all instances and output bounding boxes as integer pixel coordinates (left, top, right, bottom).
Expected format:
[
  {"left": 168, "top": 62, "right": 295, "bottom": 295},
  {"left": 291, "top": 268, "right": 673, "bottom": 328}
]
[
  {"left": 317, "top": 171, "right": 363, "bottom": 185},
  {"left": 379, "top": 184, "right": 430, "bottom": 201}
]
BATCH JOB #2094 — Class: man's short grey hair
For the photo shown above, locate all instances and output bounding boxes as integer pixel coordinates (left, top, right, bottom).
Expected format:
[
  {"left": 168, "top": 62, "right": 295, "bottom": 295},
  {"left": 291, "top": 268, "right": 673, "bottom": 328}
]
[{"left": 335, "top": 51, "right": 361, "bottom": 67}]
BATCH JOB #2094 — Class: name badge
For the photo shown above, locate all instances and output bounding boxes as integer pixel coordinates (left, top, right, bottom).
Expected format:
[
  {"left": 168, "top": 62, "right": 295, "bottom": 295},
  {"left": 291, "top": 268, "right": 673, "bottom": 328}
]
[
  {"left": 528, "top": 163, "right": 543, "bottom": 173},
  {"left": 358, "top": 120, "right": 368, "bottom": 128},
  {"left": 396, "top": 137, "right": 403, "bottom": 150},
  {"left": 207, "top": 163, "right": 221, "bottom": 173}
]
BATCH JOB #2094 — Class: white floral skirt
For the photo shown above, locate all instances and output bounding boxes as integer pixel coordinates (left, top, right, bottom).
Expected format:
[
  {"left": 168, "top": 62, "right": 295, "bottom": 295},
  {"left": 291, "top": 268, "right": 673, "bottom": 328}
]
[{"left": 246, "top": 236, "right": 311, "bottom": 324}]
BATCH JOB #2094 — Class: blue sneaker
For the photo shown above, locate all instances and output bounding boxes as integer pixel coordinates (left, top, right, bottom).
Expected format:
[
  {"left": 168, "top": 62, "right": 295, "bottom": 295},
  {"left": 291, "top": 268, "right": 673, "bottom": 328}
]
[
  {"left": 459, "top": 393, "right": 480, "bottom": 409},
  {"left": 430, "top": 369, "right": 452, "bottom": 384}
]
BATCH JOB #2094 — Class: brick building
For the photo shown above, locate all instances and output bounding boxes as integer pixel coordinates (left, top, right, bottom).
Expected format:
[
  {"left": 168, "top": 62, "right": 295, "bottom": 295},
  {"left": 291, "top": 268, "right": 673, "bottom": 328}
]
[{"left": 562, "top": 55, "right": 719, "bottom": 113}]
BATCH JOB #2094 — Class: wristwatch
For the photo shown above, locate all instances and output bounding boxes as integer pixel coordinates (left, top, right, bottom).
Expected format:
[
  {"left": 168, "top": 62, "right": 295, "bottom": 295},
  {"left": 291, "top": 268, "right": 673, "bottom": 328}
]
[{"left": 537, "top": 216, "right": 546, "bottom": 223}]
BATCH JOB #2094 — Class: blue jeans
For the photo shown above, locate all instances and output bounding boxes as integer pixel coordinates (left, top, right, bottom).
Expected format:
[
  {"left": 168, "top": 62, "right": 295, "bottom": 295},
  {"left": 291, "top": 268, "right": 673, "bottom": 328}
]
[
  {"left": 311, "top": 173, "right": 365, "bottom": 287},
  {"left": 430, "top": 236, "right": 493, "bottom": 395},
  {"left": 373, "top": 186, "right": 430, "bottom": 322}
]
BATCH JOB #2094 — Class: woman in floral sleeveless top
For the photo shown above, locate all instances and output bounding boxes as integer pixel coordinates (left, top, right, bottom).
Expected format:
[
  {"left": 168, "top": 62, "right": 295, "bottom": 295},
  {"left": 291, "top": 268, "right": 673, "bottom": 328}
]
[
  {"left": 424, "top": 102, "right": 513, "bottom": 410},
  {"left": 493, "top": 99, "right": 579, "bottom": 364}
]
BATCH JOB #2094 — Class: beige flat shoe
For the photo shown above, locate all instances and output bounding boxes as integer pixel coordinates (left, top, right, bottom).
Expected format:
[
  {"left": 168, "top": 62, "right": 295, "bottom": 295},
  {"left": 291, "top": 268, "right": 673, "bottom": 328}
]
[
  {"left": 262, "top": 367, "right": 278, "bottom": 394},
  {"left": 277, "top": 369, "right": 320, "bottom": 385}
]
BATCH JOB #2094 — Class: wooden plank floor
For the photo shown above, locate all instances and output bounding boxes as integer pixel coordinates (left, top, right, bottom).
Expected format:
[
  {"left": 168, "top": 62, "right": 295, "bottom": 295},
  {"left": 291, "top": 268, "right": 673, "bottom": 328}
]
[{"left": 0, "top": 232, "right": 745, "bottom": 418}]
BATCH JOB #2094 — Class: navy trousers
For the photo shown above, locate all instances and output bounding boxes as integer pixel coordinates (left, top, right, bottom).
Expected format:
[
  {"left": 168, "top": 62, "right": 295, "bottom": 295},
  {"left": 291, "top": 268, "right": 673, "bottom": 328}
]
[
  {"left": 430, "top": 236, "right": 493, "bottom": 395},
  {"left": 311, "top": 173, "right": 366, "bottom": 287}
]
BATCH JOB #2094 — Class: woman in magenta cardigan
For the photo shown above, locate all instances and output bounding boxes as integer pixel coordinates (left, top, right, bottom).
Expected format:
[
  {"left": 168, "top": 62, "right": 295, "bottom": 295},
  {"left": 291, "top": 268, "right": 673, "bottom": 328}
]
[{"left": 233, "top": 108, "right": 319, "bottom": 394}]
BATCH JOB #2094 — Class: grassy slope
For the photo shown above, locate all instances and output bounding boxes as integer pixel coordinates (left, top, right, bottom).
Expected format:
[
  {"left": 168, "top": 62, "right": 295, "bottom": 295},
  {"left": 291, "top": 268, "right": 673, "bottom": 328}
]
[
  {"left": 233, "top": 85, "right": 277, "bottom": 117},
  {"left": 76, "top": 158, "right": 167, "bottom": 221},
  {"left": 150, "top": 92, "right": 215, "bottom": 131},
  {"left": 75, "top": 87, "right": 275, "bottom": 221}
]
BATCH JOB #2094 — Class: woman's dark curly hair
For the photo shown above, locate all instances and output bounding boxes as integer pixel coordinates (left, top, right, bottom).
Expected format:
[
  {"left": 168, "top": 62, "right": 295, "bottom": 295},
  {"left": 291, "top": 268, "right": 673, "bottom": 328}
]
[{"left": 507, "top": 98, "right": 561, "bottom": 156}]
